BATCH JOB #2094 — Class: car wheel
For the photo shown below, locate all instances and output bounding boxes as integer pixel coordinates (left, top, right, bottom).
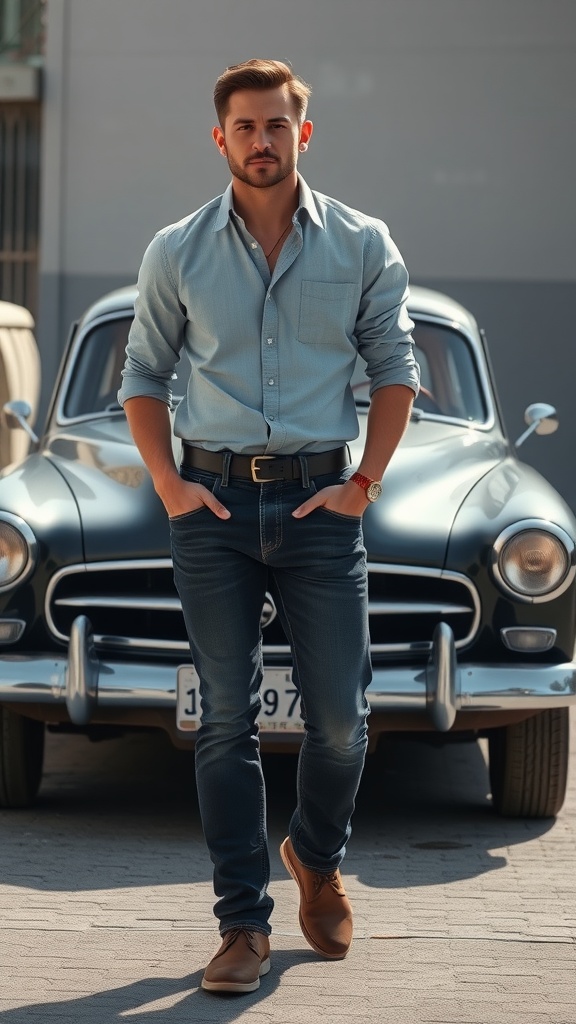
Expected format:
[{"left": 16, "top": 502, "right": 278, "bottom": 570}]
[
  {"left": 488, "top": 708, "right": 569, "bottom": 818},
  {"left": 0, "top": 706, "right": 45, "bottom": 808}
]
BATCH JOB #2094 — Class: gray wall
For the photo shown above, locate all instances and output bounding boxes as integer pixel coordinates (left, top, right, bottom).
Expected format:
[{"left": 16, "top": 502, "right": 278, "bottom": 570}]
[{"left": 39, "top": 0, "right": 576, "bottom": 504}]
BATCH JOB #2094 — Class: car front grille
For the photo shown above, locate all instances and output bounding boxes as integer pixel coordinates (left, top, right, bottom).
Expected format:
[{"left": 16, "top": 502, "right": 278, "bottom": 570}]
[{"left": 46, "top": 559, "right": 480, "bottom": 658}]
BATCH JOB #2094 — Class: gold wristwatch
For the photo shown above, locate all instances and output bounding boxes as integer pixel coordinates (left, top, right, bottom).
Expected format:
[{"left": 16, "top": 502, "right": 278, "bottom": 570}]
[{"left": 350, "top": 472, "right": 383, "bottom": 502}]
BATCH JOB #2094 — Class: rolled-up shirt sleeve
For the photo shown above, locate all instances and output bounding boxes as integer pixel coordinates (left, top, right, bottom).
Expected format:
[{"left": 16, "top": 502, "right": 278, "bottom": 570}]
[
  {"left": 356, "top": 224, "right": 420, "bottom": 397},
  {"left": 117, "top": 231, "right": 187, "bottom": 408}
]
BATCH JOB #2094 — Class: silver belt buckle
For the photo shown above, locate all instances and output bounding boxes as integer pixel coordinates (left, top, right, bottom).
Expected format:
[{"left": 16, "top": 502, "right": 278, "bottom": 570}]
[{"left": 250, "top": 455, "right": 275, "bottom": 483}]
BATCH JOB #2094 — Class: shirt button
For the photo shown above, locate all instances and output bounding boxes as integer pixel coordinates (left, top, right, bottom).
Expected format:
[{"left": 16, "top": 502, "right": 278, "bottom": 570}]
[
  {"left": 269, "top": 415, "right": 275, "bottom": 420},
  {"left": 267, "top": 338, "right": 273, "bottom": 345},
  {"left": 251, "top": 242, "right": 258, "bottom": 249},
  {"left": 268, "top": 379, "right": 275, "bottom": 386}
]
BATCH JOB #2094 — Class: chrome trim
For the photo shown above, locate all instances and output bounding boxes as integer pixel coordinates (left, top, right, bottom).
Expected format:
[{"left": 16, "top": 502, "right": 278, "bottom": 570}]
[
  {"left": 366, "top": 660, "right": 576, "bottom": 712},
  {"left": 500, "top": 626, "right": 557, "bottom": 653},
  {"left": 66, "top": 615, "right": 98, "bottom": 725},
  {"left": 427, "top": 622, "right": 457, "bottom": 731},
  {"left": 1, "top": 652, "right": 575, "bottom": 722},
  {"left": 0, "top": 656, "right": 176, "bottom": 708},
  {"left": 45, "top": 558, "right": 175, "bottom": 642},
  {"left": 369, "top": 601, "right": 472, "bottom": 615},
  {"left": 0, "top": 618, "right": 26, "bottom": 644},
  {"left": 0, "top": 511, "right": 38, "bottom": 593},
  {"left": 98, "top": 635, "right": 190, "bottom": 651},
  {"left": 491, "top": 519, "right": 576, "bottom": 604},
  {"left": 366, "top": 563, "right": 481, "bottom": 651},
  {"left": 55, "top": 596, "right": 182, "bottom": 611},
  {"left": 46, "top": 558, "right": 482, "bottom": 655}
]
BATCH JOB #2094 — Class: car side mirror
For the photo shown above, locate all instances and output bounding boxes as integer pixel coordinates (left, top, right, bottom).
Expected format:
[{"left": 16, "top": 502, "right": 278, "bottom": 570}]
[
  {"left": 2, "top": 400, "right": 39, "bottom": 445},
  {"left": 515, "top": 402, "right": 558, "bottom": 448}
]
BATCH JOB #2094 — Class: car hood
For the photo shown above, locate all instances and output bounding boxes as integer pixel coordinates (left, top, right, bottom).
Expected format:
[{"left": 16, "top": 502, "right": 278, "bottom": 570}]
[
  {"left": 45, "top": 416, "right": 505, "bottom": 566},
  {"left": 355, "top": 418, "right": 506, "bottom": 567},
  {"left": 45, "top": 418, "right": 171, "bottom": 561},
  {"left": 0, "top": 451, "right": 85, "bottom": 566}
]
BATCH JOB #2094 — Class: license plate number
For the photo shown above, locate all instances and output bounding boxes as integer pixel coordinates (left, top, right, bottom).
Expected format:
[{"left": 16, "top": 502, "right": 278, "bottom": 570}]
[{"left": 176, "top": 665, "right": 303, "bottom": 732}]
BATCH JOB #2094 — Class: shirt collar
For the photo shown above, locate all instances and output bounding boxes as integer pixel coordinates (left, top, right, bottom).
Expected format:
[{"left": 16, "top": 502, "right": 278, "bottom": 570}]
[
  {"left": 296, "top": 175, "right": 324, "bottom": 228},
  {"left": 213, "top": 174, "right": 324, "bottom": 232}
]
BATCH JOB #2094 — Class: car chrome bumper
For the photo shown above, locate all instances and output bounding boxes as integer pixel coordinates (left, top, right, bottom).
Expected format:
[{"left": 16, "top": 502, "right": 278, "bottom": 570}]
[{"left": 0, "top": 618, "right": 575, "bottom": 732}]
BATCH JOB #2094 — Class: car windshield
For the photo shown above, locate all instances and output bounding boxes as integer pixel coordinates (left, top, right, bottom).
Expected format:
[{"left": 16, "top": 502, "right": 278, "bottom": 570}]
[
  {"left": 353, "top": 320, "right": 488, "bottom": 423},
  {"left": 62, "top": 313, "right": 488, "bottom": 425}
]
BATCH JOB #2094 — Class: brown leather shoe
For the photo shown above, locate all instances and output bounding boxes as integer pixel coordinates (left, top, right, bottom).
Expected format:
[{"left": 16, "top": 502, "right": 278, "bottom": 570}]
[
  {"left": 201, "top": 928, "right": 271, "bottom": 993},
  {"left": 280, "top": 836, "right": 353, "bottom": 959}
]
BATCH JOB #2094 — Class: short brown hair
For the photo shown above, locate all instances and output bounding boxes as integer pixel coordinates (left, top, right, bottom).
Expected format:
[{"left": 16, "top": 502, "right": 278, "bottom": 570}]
[{"left": 214, "top": 59, "right": 312, "bottom": 126}]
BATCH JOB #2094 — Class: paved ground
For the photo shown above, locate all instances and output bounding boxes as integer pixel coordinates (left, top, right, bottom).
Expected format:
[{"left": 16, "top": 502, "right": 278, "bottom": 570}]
[{"left": 0, "top": 711, "right": 575, "bottom": 1023}]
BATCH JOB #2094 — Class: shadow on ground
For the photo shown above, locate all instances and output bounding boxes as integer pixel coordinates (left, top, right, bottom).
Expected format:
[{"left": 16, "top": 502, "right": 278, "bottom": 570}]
[{"left": 0, "top": 727, "right": 554, "bottom": 895}]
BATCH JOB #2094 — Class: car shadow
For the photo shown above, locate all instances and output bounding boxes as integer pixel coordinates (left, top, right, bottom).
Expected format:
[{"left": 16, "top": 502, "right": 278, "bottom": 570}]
[
  {"left": 265, "top": 732, "right": 555, "bottom": 889},
  {"left": 0, "top": 728, "right": 556, "bottom": 899}
]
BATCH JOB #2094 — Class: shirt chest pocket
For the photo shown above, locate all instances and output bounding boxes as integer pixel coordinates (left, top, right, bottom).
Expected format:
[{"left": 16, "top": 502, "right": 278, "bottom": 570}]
[{"left": 298, "top": 281, "right": 357, "bottom": 345}]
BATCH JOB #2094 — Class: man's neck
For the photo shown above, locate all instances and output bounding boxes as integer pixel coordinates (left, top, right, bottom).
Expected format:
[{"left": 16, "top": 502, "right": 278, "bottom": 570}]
[{"left": 231, "top": 173, "right": 299, "bottom": 236}]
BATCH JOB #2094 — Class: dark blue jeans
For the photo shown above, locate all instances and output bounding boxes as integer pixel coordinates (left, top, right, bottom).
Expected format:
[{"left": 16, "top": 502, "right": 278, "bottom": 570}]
[{"left": 170, "top": 467, "right": 371, "bottom": 936}]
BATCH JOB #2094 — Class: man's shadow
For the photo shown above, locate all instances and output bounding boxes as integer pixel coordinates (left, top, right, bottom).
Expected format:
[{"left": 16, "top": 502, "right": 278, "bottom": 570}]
[{"left": 0, "top": 948, "right": 321, "bottom": 1023}]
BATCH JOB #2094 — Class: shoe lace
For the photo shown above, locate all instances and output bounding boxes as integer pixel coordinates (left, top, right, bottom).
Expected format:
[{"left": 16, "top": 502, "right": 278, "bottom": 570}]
[
  {"left": 312, "top": 870, "right": 344, "bottom": 897},
  {"left": 219, "top": 928, "right": 261, "bottom": 957}
]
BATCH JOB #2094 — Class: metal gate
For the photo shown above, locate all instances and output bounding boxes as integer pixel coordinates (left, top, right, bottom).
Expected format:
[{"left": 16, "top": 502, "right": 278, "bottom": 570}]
[{"left": 0, "top": 99, "right": 40, "bottom": 317}]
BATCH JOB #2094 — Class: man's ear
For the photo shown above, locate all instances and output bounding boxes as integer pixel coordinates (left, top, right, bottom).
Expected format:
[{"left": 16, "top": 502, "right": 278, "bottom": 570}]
[
  {"left": 298, "top": 119, "right": 313, "bottom": 152},
  {"left": 212, "top": 125, "right": 227, "bottom": 156}
]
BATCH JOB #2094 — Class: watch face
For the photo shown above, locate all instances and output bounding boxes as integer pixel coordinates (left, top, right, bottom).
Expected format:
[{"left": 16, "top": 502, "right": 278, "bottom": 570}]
[{"left": 366, "top": 480, "right": 383, "bottom": 502}]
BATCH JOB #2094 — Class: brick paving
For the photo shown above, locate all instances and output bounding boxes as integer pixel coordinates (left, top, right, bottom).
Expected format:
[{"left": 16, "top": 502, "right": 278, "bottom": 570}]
[{"left": 0, "top": 710, "right": 574, "bottom": 1022}]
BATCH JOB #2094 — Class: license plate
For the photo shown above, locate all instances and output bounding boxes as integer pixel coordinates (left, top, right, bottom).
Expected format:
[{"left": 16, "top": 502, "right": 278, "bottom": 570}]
[{"left": 176, "top": 665, "right": 304, "bottom": 733}]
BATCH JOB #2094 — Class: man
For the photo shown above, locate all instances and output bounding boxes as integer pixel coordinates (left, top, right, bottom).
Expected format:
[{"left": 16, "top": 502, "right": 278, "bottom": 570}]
[{"left": 119, "top": 58, "right": 419, "bottom": 994}]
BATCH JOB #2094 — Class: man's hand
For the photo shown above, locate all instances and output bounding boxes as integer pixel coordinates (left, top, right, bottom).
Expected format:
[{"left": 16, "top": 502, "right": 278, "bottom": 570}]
[
  {"left": 292, "top": 481, "right": 369, "bottom": 519},
  {"left": 160, "top": 476, "right": 231, "bottom": 520},
  {"left": 123, "top": 397, "right": 231, "bottom": 521},
  {"left": 291, "top": 385, "right": 414, "bottom": 520}
]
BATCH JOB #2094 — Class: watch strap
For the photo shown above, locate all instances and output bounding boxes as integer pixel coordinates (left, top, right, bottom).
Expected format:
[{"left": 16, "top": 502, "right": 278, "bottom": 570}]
[{"left": 350, "top": 472, "right": 373, "bottom": 492}]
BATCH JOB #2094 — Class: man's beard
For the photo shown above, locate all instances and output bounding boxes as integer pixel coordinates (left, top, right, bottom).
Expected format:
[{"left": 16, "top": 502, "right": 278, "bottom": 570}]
[{"left": 227, "top": 152, "right": 296, "bottom": 189}]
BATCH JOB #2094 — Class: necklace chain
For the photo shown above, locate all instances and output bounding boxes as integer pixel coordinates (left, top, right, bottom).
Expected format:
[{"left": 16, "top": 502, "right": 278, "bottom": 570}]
[{"left": 264, "top": 222, "right": 292, "bottom": 259}]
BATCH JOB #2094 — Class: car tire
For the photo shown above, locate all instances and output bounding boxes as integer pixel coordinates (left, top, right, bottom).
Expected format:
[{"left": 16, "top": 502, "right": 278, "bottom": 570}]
[
  {"left": 488, "top": 708, "right": 569, "bottom": 818},
  {"left": 0, "top": 707, "right": 45, "bottom": 808}
]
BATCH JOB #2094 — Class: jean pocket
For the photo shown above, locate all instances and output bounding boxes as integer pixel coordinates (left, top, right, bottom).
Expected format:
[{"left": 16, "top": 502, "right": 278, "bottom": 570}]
[
  {"left": 308, "top": 477, "right": 362, "bottom": 522},
  {"left": 316, "top": 507, "right": 362, "bottom": 524},
  {"left": 169, "top": 506, "right": 210, "bottom": 523}
]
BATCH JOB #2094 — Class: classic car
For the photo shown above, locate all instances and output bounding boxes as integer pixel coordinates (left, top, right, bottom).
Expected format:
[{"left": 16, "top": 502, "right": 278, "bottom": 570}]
[{"left": 1, "top": 284, "right": 575, "bottom": 817}]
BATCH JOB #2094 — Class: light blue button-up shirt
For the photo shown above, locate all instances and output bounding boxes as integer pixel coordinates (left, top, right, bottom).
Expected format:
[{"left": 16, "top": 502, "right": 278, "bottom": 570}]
[{"left": 118, "top": 175, "right": 419, "bottom": 455}]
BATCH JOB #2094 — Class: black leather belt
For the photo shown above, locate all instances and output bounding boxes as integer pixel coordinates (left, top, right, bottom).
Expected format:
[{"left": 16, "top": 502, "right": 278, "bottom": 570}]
[{"left": 181, "top": 444, "right": 349, "bottom": 483}]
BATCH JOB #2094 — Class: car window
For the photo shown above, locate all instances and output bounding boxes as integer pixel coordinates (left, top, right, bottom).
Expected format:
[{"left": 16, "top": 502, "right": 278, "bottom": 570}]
[
  {"left": 352, "top": 321, "right": 488, "bottom": 424},
  {"left": 62, "top": 316, "right": 190, "bottom": 419}
]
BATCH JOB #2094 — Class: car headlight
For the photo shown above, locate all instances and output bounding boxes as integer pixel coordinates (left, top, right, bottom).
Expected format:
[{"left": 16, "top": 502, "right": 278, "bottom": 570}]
[
  {"left": 0, "top": 512, "right": 37, "bottom": 591},
  {"left": 492, "top": 520, "right": 576, "bottom": 603}
]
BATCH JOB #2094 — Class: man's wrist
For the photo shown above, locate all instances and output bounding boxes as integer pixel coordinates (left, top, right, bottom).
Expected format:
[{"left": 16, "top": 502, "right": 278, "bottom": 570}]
[
  {"left": 152, "top": 464, "right": 181, "bottom": 499},
  {"left": 350, "top": 471, "right": 383, "bottom": 502}
]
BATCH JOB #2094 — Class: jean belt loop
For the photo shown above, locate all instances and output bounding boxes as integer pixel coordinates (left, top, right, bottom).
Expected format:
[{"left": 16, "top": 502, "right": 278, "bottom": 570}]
[
  {"left": 221, "top": 451, "right": 232, "bottom": 487},
  {"left": 298, "top": 454, "right": 310, "bottom": 489}
]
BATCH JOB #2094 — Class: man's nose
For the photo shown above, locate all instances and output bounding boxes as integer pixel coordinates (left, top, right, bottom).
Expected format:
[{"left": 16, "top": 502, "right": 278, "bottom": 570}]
[{"left": 253, "top": 132, "right": 272, "bottom": 151}]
